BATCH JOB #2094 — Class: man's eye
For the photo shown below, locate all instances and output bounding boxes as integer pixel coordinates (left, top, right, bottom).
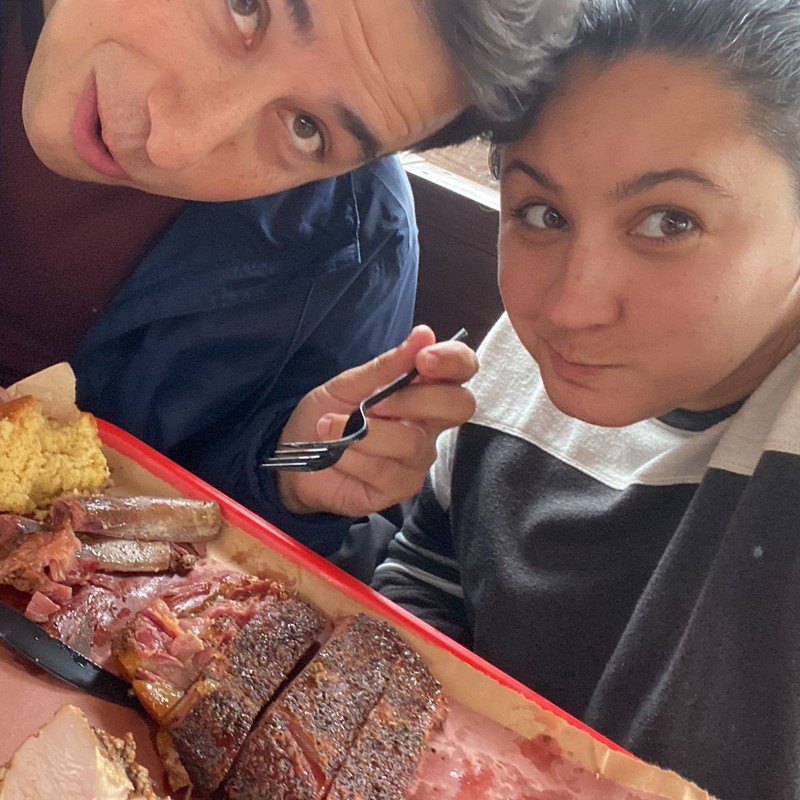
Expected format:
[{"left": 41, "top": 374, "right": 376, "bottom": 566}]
[
  {"left": 226, "top": 0, "right": 268, "bottom": 46},
  {"left": 633, "top": 209, "right": 698, "bottom": 239},
  {"left": 286, "top": 113, "right": 325, "bottom": 157},
  {"left": 513, "top": 203, "right": 568, "bottom": 230}
]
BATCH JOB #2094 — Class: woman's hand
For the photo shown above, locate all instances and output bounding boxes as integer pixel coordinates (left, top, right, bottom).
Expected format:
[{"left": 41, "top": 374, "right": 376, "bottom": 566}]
[{"left": 275, "top": 326, "right": 478, "bottom": 518}]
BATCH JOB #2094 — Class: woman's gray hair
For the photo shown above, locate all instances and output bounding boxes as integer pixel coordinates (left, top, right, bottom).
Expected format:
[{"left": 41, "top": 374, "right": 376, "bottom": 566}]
[
  {"left": 413, "top": 0, "right": 582, "bottom": 150},
  {"left": 490, "top": 0, "right": 800, "bottom": 184}
]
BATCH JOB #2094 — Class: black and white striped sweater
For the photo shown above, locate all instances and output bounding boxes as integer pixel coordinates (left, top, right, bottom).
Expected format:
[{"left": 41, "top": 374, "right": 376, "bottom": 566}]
[{"left": 373, "top": 313, "right": 800, "bottom": 800}]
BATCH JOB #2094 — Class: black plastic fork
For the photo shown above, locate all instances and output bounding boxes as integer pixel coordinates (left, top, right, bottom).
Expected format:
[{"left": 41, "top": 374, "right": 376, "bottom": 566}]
[{"left": 259, "top": 328, "right": 468, "bottom": 472}]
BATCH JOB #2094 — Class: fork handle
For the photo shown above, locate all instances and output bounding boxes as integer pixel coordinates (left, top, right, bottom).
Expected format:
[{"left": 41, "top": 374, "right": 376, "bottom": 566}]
[
  {"left": 361, "top": 327, "right": 469, "bottom": 411},
  {"left": 361, "top": 368, "right": 418, "bottom": 411}
]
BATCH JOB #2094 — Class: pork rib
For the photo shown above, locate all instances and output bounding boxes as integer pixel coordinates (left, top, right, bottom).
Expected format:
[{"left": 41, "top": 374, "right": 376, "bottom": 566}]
[
  {"left": 0, "top": 522, "right": 81, "bottom": 601},
  {"left": 167, "top": 596, "right": 326, "bottom": 797}
]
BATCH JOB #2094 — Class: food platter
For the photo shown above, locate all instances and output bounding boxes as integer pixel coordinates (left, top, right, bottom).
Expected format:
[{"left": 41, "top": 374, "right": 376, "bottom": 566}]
[{"left": 0, "top": 382, "right": 715, "bottom": 798}]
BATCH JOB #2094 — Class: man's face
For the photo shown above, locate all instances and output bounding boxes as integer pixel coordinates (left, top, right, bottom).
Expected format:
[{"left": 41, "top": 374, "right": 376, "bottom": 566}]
[
  {"left": 498, "top": 53, "right": 800, "bottom": 427},
  {"left": 23, "top": 0, "right": 468, "bottom": 200}
]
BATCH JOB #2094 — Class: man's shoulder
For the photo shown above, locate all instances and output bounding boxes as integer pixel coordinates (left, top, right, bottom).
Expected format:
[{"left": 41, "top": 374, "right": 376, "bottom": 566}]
[{"left": 185, "top": 154, "right": 412, "bottom": 247}]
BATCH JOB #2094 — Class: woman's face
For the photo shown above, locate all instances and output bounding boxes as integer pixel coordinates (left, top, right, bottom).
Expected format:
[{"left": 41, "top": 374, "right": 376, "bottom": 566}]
[
  {"left": 498, "top": 53, "right": 800, "bottom": 427},
  {"left": 23, "top": 0, "right": 467, "bottom": 201}
]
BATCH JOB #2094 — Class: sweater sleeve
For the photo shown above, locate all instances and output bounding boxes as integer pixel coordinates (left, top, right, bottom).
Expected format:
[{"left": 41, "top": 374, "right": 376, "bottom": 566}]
[{"left": 372, "top": 435, "right": 471, "bottom": 645}]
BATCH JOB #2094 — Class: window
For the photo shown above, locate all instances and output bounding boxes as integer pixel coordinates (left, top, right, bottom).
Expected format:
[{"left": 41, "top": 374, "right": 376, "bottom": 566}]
[{"left": 402, "top": 139, "right": 498, "bottom": 209}]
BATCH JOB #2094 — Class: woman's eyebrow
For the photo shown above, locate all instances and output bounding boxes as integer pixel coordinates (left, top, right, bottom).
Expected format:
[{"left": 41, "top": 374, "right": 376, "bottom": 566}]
[
  {"left": 503, "top": 160, "right": 734, "bottom": 201},
  {"left": 611, "top": 169, "right": 733, "bottom": 199},
  {"left": 285, "top": 0, "right": 313, "bottom": 36},
  {"left": 502, "top": 159, "right": 562, "bottom": 193}
]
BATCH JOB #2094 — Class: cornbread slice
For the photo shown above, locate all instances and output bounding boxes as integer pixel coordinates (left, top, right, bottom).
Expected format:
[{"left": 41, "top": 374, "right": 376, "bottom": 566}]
[{"left": 0, "top": 396, "right": 109, "bottom": 515}]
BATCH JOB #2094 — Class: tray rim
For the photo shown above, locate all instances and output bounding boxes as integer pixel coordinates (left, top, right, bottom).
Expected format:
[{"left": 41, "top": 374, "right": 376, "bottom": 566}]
[{"left": 97, "top": 417, "right": 628, "bottom": 757}]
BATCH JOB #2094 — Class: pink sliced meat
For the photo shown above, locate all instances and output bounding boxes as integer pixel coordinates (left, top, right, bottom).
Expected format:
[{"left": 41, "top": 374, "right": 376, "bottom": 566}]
[
  {"left": 0, "top": 522, "right": 82, "bottom": 600},
  {"left": 50, "top": 495, "right": 223, "bottom": 542},
  {"left": 45, "top": 560, "right": 253, "bottom": 667},
  {"left": 113, "top": 576, "right": 285, "bottom": 722},
  {"left": 24, "top": 590, "right": 63, "bottom": 623},
  {"left": 167, "top": 596, "right": 326, "bottom": 797},
  {"left": 219, "top": 614, "right": 405, "bottom": 800}
]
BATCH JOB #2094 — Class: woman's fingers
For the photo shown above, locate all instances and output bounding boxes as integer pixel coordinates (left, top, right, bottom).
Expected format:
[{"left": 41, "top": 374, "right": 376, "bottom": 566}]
[
  {"left": 360, "top": 383, "right": 477, "bottom": 429},
  {"left": 274, "top": 329, "right": 478, "bottom": 518},
  {"left": 414, "top": 338, "right": 479, "bottom": 384}
]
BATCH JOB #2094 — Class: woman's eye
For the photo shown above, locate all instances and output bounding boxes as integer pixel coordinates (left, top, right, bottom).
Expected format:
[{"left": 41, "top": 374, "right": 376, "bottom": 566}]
[
  {"left": 286, "top": 113, "right": 325, "bottom": 157},
  {"left": 633, "top": 209, "right": 698, "bottom": 239},
  {"left": 226, "top": 0, "right": 268, "bottom": 47},
  {"left": 514, "top": 203, "right": 568, "bottom": 230}
]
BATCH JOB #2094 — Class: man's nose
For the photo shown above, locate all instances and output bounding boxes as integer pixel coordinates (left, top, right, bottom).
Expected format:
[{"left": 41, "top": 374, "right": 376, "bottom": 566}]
[
  {"left": 545, "top": 238, "right": 622, "bottom": 330},
  {"left": 144, "top": 79, "right": 258, "bottom": 171}
]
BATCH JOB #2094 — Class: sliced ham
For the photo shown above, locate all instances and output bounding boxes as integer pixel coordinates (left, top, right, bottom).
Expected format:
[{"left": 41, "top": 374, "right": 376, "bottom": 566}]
[
  {"left": 113, "top": 576, "right": 285, "bottom": 722},
  {"left": 24, "top": 590, "right": 62, "bottom": 623},
  {"left": 45, "top": 560, "right": 254, "bottom": 667}
]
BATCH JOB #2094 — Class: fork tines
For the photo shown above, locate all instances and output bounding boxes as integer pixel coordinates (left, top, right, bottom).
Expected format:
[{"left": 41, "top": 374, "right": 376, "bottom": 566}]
[
  {"left": 261, "top": 441, "right": 349, "bottom": 471},
  {"left": 260, "top": 326, "right": 469, "bottom": 473}
]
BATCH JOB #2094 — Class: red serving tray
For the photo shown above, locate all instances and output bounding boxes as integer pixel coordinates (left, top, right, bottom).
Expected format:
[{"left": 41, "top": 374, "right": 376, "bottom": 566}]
[{"left": 97, "top": 418, "right": 626, "bottom": 757}]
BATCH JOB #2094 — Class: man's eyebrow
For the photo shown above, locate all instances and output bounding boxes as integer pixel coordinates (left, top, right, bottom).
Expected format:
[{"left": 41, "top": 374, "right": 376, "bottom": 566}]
[
  {"left": 336, "top": 103, "right": 382, "bottom": 162},
  {"left": 612, "top": 169, "right": 733, "bottom": 200},
  {"left": 285, "top": 0, "right": 313, "bottom": 36},
  {"left": 502, "top": 160, "right": 563, "bottom": 193},
  {"left": 281, "top": 0, "right": 380, "bottom": 162}
]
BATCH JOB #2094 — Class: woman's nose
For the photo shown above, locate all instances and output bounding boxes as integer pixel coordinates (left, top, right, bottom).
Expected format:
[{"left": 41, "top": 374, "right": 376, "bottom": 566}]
[
  {"left": 144, "top": 79, "right": 257, "bottom": 171},
  {"left": 545, "top": 240, "right": 622, "bottom": 330}
]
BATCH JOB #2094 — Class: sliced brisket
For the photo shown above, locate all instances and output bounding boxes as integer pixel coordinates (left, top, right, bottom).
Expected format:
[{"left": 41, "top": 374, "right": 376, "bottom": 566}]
[
  {"left": 219, "top": 614, "right": 405, "bottom": 800},
  {"left": 168, "top": 596, "right": 326, "bottom": 797},
  {"left": 325, "top": 645, "right": 447, "bottom": 800}
]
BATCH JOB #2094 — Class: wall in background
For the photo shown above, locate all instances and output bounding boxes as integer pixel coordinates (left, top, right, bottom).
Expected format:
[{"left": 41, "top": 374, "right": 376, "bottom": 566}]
[{"left": 406, "top": 168, "right": 503, "bottom": 349}]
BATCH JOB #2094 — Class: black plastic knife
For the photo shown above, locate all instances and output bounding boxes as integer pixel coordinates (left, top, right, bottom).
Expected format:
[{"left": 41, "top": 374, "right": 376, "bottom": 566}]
[{"left": 0, "top": 601, "right": 139, "bottom": 708}]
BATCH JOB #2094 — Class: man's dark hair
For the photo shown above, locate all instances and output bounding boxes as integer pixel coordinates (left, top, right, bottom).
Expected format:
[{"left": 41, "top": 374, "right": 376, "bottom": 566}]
[
  {"left": 413, "top": 0, "right": 582, "bottom": 150},
  {"left": 489, "top": 0, "right": 800, "bottom": 187}
]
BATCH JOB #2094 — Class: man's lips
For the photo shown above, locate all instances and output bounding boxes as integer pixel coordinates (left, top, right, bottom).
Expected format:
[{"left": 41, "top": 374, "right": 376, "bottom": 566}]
[{"left": 71, "top": 75, "right": 130, "bottom": 180}]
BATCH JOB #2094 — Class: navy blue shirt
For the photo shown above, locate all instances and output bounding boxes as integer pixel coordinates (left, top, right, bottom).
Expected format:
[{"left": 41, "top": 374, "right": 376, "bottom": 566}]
[
  {"left": 2, "top": 2, "right": 419, "bottom": 556},
  {"left": 72, "top": 157, "right": 419, "bottom": 556}
]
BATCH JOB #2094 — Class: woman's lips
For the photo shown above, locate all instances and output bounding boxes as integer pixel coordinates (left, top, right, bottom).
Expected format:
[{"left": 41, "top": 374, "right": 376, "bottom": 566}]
[
  {"left": 547, "top": 343, "right": 614, "bottom": 383},
  {"left": 71, "top": 75, "right": 130, "bottom": 180}
]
